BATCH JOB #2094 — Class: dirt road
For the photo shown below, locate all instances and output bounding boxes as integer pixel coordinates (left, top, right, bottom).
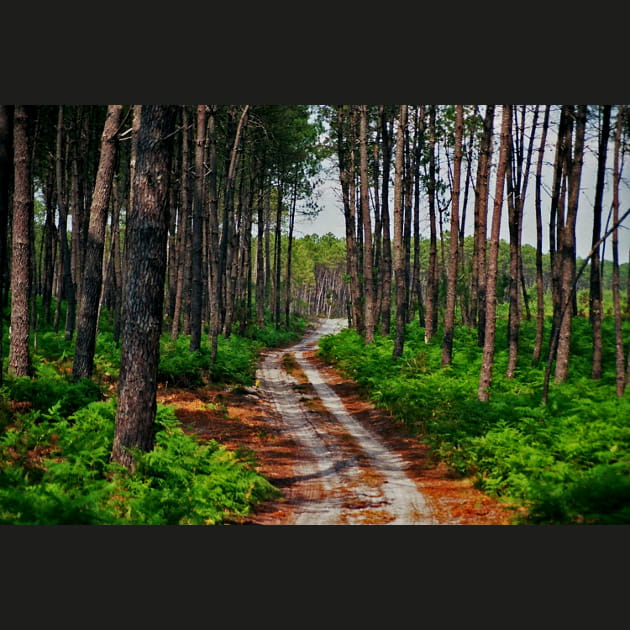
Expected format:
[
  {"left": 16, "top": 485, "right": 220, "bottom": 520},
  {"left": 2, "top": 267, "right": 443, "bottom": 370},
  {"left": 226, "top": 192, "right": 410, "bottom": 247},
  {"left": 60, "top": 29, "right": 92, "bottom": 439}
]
[
  {"left": 256, "top": 318, "right": 438, "bottom": 525},
  {"left": 159, "top": 317, "right": 517, "bottom": 524}
]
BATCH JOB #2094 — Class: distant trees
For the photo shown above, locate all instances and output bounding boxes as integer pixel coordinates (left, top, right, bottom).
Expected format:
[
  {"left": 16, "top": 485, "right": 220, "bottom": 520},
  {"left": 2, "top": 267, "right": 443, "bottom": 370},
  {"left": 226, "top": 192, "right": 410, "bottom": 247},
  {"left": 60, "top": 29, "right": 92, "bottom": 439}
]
[
  {"left": 324, "top": 104, "right": 629, "bottom": 402},
  {"left": 1, "top": 103, "right": 327, "bottom": 467},
  {"left": 1, "top": 102, "right": 629, "bottom": 469}
]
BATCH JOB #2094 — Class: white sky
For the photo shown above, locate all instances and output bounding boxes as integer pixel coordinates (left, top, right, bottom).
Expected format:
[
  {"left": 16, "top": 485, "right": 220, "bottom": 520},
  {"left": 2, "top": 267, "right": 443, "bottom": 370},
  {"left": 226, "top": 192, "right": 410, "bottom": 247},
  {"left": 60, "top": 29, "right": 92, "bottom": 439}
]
[{"left": 295, "top": 143, "right": 630, "bottom": 262}]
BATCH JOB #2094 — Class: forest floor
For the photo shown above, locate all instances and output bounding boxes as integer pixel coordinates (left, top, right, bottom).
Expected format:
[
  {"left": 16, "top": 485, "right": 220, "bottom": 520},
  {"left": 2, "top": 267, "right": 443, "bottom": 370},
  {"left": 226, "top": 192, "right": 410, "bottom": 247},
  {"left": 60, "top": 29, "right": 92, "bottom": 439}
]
[{"left": 157, "top": 319, "right": 521, "bottom": 525}]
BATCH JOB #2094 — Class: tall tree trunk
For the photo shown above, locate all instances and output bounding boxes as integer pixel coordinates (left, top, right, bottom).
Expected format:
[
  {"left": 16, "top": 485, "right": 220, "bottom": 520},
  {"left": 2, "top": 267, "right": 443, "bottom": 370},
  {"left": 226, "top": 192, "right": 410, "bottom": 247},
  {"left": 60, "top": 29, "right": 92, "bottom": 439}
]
[
  {"left": 54, "top": 106, "right": 76, "bottom": 340},
  {"left": 554, "top": 105, "right": 587, "bottom": 384},
  {"left": 424, "top": 105, "right": 439, "bottom": 343},
  {"left": 548, "top": 106, "right": 571, "bottom": 353},
  {"left": 505, "top": 111, "right": 520, "bottom": 379},
  {"left": 532, "top": 105, "right": 551, "bottom": 365},
  {"left": 273, "top": 175, "right": 283, "bottom": 328},
  {"left": 206, "top": 106, "right": 221, "bottom": 365},
  {"left": 41, "top": 164, "right": 56, "bottom": 326},
  {"left": 442, "top": 105, "right": 464, "bottom": 366},
  {"left": 170, "top": 107, "right": 191, "bottom": 339},
  {"left": 255, "top": 177, "right": 267, "bottom": 328},
  {"left": 336, "top": 106, "right": 363, "bottom": 333},
  {"left": 589, "top": 105, "right": 611, "bottom": 380},
  {"left": 285, "top": 170, "right": 298, "bottom": 328},
  {"left": 8, "top": 105, "right": 33, "bottom": 377},
  {"left": 611, "top": 105, "right": 626, "bottom": 395},
  {"left": 359, "top": 105, "right": 375, "bottom": 343},
  {"left": 472, "top": 105, "right": 495, "bottom": 347},
  {"left": 190, "top": 105, "right": 208, "bottom": 352},
  {"left": 478, "top": 105, "right": 511, "bottom": 402},
  {"left": 505, "top": 105, "right": 537, "bottom": 378},
  {"left": 0, "top": 105, "right": 12, "bottom": 384},
  {"left": 379, "top": 106, "right": 393, "bottom": 336},
  {"left": 219, "top": 105, "right": 249, "bottom": 334},
  {"left": 111, "top": 105, "right": 176, "bottom": 471},
  {"left": 412, "top": 106, "right": 425, "bottom": 327},
  {"left": 392, "top": 104, "right": 408, "bottom": 358},
  {"left": 73, "top": 104, "right": 123, "bottom": 380}
]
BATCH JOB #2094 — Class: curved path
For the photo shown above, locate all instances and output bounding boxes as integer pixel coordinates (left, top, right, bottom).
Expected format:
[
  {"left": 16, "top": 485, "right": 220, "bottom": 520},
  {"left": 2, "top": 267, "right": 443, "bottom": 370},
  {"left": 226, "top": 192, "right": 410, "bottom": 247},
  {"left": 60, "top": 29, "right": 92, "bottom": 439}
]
[{"left": 256, "top": 318, "right": 437, "bottom": 525}]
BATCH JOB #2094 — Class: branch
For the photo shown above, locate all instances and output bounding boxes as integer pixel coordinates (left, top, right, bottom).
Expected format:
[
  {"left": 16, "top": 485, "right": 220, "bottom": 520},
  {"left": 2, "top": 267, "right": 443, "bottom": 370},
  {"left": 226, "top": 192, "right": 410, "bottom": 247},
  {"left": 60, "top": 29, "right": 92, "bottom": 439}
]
[{"left": 542, "top": 206, "right": 630, "bottom": 404}]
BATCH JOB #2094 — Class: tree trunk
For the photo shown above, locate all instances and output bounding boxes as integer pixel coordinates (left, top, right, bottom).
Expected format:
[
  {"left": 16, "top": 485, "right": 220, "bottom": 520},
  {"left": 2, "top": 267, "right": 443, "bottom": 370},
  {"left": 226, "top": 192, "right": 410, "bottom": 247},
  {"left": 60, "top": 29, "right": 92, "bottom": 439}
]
[
  {"left": 379, "top": 106, "right": 393, "bottom": 336},
  {"left": 53, "top": 106, "right": 76, "bottom": 341},
  {"left": 424, "top": 105, "right": 439, "bottom": 343},
  {"left": 548, "top": 106, "right": 571, "bottom": 355},
  {"left": 441, "top": 105, "right": 464, "bottom": 366},
  {"left": 554, "top": 105, "right": 587, "bottom": 384},
  {"left": 532, "top": 105, "right": 551, "bottom": 365},
  {"left": 171, "top": 107, "right": 192, "bottom": 340},
  {"left": 336, "top": 106, "right": 363, "bottom": 334},
  {"left": 206, "top": 106, "right": 221, "bottom": 364},
  {"left": 611, "top": 105, "right": 626, "bottom": 395},
  {"left": 505, "top": 105, "right": 537, "bottom": 379},
  {"left": 359, "top": 105, "right": 375, "bottom": 343},
  {"left": 73, "top": 104, "right": 123, "bottom": 380},
  {"left": 255, "top": 177, "right": 266, "bottom": 328},
  {"left": 285, "top": 170, "right": 298, "bottom": 328},
  {"left": 392, "top": 104, "right": 408, "bottom": 358},
  {"left": 589, "top": 105, "right": 611, "bottom": 380},
  {"left": 0, "top": 105, "right": 12, "bottom": 384},
  {"left": 478, "top": 105, "right": 511, "bottom": 402},
  {"left": 111, "top": 105, "right": 176, "bottom": 471},
  {"left": 8, "top": 105, "right": 33, "bottom": 377},
  {"left": 471, "top": 105, "right": 494, "bottom": 347},
  {"left": 190, "top": 105, "right": 208, "bottom": 352}
]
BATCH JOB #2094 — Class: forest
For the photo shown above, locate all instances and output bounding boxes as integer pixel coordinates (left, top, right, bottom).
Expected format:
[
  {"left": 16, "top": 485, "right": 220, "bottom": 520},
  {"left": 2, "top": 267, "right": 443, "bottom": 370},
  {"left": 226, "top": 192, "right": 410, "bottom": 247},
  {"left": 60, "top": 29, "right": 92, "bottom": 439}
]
[{"left": 0, "top": 104, "right": 629, "bottom": 525}]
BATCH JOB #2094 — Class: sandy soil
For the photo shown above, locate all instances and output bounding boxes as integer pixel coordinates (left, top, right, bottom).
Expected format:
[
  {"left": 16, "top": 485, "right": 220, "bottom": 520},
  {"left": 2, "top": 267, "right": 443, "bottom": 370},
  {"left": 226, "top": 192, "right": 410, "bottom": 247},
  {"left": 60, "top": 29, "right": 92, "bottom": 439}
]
[{"left": 157, "top": 319, "right": 520, "bottom": 526}]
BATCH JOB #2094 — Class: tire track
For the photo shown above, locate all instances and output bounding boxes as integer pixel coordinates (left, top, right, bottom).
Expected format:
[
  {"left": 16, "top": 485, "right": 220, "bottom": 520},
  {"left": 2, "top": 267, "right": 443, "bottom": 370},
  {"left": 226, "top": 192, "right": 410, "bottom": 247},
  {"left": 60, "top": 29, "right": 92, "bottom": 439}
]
[{"left": 256, "top": 318, "right": 437, "bottom": 525}]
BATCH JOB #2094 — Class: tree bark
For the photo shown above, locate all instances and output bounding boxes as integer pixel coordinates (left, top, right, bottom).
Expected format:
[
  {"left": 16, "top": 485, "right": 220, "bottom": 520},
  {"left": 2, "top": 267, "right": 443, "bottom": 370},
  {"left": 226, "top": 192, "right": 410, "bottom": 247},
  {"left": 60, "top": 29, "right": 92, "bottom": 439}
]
[
  {"left": 379, "top": 106, "right": 393, "bottom": 336},
  {"left": 472, "top": 105, "right": 494, "bottom": 347},
  {"left": 611, "top": 105, "right": 625, "bottom": 395},
  {"left": 335, "top": 106, "right": 363, "bottom": 333},
  {"left": 171, "top": 107, "right": 192, "bottom": 339},
  {"left": 392, "top": 104, "right": 408, "bottom": 358},
  {"left": 424, "top": 105, "right": 439, "bottom": 343},
  {"left": 0, "top": 105, "right": 12, "bottom": 384},
  {"left": 532, "top": 105, "right": 551, "bottom": 365},
  {"left": 478, "top": 105, "right": 511, "bottom": 402},
  {"left": 111, "top": 105, "right": 176, "bottom": 471},
  {"left": 359, "top": 105, "right": 375, "bottom": 343},
  {"left": 73, "top": 104, "right": 123, "bottom": 380},
  {"left": 8, "top": 105, "right": 33, "bottom": 377},
  {"left": 190, "top": 105, "right": 208, "bottom": 352},
  {"left": 589, "top": 105, "right": 611, "bottom": 380},
  {"left": 554, "top": 105, "right": 586, "bottom": 384},
  {"left": 441, "top": 105, "right": 464, "bottom": 366}
]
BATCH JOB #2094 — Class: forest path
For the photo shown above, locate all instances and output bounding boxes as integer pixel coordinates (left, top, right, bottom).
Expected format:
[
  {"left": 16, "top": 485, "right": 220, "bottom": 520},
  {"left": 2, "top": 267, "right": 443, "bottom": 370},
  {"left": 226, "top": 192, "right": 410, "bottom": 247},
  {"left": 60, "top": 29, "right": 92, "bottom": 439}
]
[{"left": 256, "top": 318, "right": 437, "bottom": 525}]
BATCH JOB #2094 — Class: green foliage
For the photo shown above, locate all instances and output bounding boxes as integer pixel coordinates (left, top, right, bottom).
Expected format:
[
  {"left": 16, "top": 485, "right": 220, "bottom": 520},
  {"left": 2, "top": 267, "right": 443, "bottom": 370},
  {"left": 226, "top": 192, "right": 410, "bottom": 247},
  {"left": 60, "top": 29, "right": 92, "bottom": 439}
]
[
  {"left": 0, "top": 400, "right": 279, "bottom": 525},
  {"left": 123, "top": 406, "right": 279, "bottom": 525},
  {"left": 210, "top": 335, "right": 261, "bottom": 385},
  {"left": 318, "top": 315, "right": 630, "bottom": 525},
  {"left": 245, "top": 316, "right": 308, "bottom": 348},
  {"left": 3, "top": 374, "right": 104, "bottom": 417}
]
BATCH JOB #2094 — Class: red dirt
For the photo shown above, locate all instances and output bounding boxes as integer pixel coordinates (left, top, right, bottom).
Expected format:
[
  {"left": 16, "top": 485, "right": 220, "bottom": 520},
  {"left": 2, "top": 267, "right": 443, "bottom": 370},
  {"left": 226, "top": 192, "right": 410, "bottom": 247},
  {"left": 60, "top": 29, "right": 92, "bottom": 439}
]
[{"left": 157, "top": 353, "right": 521, "bottom": 526}]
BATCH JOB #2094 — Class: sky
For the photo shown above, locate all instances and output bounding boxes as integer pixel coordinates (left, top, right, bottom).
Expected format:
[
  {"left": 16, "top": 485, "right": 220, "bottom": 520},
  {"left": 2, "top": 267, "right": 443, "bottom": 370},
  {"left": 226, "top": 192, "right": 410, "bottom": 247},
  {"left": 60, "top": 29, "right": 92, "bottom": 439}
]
[{"left": 294, "top": 144, "right": 630, "bottom": 263}]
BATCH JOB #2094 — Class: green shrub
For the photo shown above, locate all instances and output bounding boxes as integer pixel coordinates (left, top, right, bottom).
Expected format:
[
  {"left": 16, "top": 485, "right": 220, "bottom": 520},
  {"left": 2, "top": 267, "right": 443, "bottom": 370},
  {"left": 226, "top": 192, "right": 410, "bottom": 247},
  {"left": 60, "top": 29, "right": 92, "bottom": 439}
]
[
  {"left": 0, "top": 400, "right": 279, "bottom": 525},
  {"left": 317, "top": 315, "right": 630, "bottom": 525}
]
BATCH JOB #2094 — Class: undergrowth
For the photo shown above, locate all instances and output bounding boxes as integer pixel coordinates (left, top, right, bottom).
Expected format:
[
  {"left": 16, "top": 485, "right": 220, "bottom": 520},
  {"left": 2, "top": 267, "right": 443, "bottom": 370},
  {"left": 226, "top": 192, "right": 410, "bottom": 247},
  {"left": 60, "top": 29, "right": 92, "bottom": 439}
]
[
  {"left": 317, "top": 315, "right": 630, "bottom": 525},
  {"left": 0, "top": 307, "right": 307, "bottom": 525}
]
